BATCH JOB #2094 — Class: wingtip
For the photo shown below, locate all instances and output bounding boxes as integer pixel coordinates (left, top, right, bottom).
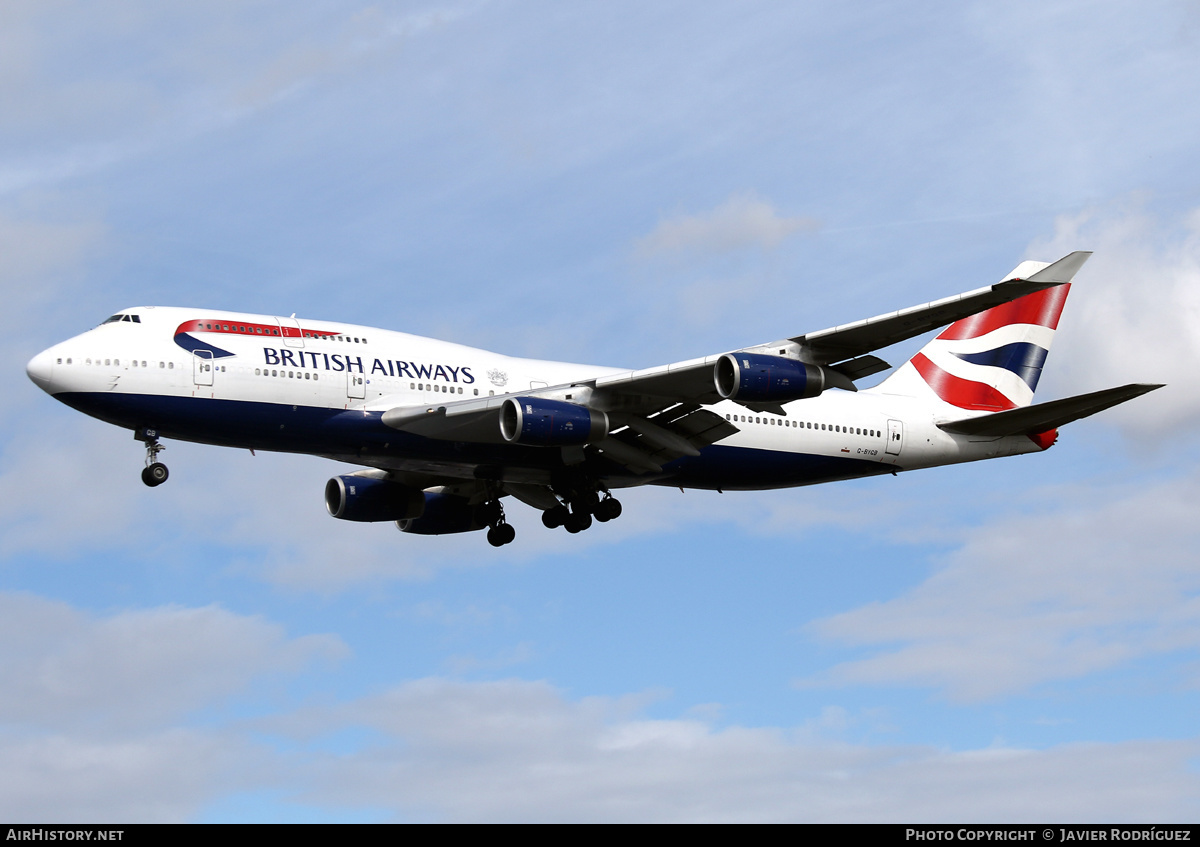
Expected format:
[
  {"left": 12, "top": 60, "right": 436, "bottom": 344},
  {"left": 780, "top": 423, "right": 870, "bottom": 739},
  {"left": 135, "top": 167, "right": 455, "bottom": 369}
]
[{"left": 1027, "top": 251, "right": 1093, "bottom": 284}]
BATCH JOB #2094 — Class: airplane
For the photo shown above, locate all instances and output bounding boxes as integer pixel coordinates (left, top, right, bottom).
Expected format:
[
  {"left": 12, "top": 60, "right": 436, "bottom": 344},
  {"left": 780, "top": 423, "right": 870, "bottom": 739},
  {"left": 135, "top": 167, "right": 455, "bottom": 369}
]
[{"left": 25, "top": 251, "right": 1161, "bottom": 547}]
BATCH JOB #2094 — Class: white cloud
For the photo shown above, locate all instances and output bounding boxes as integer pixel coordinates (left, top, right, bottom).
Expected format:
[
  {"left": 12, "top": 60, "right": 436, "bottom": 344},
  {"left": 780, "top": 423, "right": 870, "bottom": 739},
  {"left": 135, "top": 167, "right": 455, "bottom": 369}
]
[
  {"left": 0, "top": 591, "right": 346, "bottom": 730},
  {"left": 635, "top": 193, "right": 819, "bottom": 257},
  {"left": 802, "top": 470, "right": 1200, "bottom": 702},
  {"left": 3, "top": 592, "right": 1197, "bottom": 822},
  {"left": 266, "top": 678, "right": 1200, "bottom": 822},
  {"left": 0, "top": 729, "right": 254, "bottom": 823},
  {"left": 1029, "top": 202, "right": 1200, "bottom": 437},
  {"left": 0, "top": 592, "right": 345, "bottom": 821}
]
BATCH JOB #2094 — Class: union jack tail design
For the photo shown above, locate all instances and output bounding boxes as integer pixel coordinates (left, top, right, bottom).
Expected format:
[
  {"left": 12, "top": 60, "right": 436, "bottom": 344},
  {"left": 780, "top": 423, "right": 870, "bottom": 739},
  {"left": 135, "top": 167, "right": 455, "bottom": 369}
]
[{"left": 873, "top": 262, "right": 1071, "bottom": 412}]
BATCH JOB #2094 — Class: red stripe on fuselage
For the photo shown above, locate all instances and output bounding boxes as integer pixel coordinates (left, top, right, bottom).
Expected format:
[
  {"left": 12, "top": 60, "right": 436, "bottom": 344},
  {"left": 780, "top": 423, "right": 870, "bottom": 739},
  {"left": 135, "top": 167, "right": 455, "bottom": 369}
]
[
  {"left": 937, "top": 284, "right": 1070, "bottom": 341},
  {"left": 173, "top": 319, "right": 340, "bottom": 339},
  {"left": 911, "top": 353, "right": 1017, "bottom": 411}
]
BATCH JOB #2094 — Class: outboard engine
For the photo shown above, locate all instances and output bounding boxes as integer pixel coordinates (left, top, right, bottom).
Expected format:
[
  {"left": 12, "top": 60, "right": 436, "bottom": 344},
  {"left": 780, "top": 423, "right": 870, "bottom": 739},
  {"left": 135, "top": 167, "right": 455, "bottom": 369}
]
[
  {"left": 499, "top": 397, "right": 609, "bottom": 446},
  {"left": 396, "top": 492, "right": 486, "bottom": 535},
  {"left": 714, "top": 353, "right": 827, "bottom": 403},
  {"left": 325, "top": 475, "right": 426, "bottom": 522}
]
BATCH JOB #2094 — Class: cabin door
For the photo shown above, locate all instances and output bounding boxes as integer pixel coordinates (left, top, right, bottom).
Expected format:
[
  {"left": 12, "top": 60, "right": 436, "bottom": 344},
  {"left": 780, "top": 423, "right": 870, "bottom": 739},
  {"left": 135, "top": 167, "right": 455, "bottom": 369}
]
[
  {"left": 193, "top": 350, "right": 214, "bottom": 386},
  {"left": 275, "top": 317, "right": 305, "bottom": 349}
]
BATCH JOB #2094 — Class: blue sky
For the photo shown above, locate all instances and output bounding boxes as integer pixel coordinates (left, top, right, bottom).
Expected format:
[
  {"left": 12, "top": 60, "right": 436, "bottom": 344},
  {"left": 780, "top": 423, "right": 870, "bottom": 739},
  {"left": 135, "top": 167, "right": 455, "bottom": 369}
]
[{"left": 4, "top": 0, "right": 1200, "bottom": 822}]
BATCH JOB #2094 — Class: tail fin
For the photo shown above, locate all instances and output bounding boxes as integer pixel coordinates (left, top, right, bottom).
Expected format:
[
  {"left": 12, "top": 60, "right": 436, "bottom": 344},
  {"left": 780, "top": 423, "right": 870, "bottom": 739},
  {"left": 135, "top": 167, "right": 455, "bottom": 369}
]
[{"left": 873, "top": 259, "right": 1075, "bottom": 411}]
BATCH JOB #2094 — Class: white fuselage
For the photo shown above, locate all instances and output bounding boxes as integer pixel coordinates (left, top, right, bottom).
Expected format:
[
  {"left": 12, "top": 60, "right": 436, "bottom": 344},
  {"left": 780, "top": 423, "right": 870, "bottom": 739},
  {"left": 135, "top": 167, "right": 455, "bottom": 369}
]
[{"left": 26, "top": 306, "right": 1049, "bottom": 491}]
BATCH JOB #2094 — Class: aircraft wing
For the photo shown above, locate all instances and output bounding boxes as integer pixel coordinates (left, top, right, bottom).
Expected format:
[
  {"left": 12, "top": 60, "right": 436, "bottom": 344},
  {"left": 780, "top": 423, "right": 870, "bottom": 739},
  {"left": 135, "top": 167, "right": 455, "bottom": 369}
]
[
  {"left": 790, "top": 251, "right": 1091, "bottom": 364},
  {"left": 583, "top": 250, "right": 1092, "bottom": 409}
]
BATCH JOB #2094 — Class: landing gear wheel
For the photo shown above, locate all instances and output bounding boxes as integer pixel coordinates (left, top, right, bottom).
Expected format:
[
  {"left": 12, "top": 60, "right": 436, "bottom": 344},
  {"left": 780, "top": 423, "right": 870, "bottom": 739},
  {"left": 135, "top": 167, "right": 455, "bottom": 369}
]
[
  {"left": 487, "top": 522, "right": 516, "bottom": 547},
  {"left": 141, "top": 462, "right": 169, "bottom": 487},
  {"left": 564, "top": 510, "right": 592, "bottom": 534},
  {"left": 138, "top": 430, "right": 168, "bottom": 488},
  {"left": 542, "top": 505, "right": 569, "bottom": 529},
  {"left": 594, "top": 497, "right": 622, "bottom": 522}
]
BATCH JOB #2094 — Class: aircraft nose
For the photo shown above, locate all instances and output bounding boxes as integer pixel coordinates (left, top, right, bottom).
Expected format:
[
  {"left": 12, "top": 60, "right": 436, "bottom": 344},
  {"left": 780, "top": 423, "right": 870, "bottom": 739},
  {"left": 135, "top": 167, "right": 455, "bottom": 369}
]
[{"left": 26, "top": 349, "right": 55, "bottom": 391}]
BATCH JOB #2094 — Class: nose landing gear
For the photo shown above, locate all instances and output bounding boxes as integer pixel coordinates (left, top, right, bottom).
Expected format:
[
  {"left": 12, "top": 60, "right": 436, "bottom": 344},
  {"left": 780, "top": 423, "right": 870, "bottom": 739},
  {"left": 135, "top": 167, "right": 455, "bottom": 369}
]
[{"left": 136, "top": 428, "right": 169, "bottom": 487}]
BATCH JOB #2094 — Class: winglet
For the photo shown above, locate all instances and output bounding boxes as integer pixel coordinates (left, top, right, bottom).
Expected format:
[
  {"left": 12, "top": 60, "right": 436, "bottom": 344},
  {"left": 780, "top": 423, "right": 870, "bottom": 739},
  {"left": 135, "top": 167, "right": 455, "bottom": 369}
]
[{"left": 1025, "top": 251, "right": 1092, "bottom": 284}]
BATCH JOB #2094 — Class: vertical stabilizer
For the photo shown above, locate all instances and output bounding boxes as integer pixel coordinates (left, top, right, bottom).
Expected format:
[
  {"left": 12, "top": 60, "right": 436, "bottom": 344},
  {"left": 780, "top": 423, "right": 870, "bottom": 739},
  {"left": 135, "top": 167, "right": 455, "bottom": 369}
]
[{"left": 871, "top": 262, "right": 1074, "bottom": 412}]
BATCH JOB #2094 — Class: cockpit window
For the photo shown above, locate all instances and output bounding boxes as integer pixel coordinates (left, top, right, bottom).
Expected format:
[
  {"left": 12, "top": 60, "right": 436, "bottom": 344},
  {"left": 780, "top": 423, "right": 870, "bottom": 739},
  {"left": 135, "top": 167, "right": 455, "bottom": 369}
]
[
  {"left": 103, "top": 314, "right": 124, "bottom": 324},
  {"left": 102, "top": 314, "right": 141, "bottom": 324}
]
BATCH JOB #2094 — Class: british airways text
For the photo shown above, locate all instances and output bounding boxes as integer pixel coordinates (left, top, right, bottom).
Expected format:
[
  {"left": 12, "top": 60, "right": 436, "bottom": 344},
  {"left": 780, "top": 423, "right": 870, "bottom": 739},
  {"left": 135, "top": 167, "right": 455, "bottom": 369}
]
[{"left": 262, "top": 348, "right": 475, "bottom": 383}]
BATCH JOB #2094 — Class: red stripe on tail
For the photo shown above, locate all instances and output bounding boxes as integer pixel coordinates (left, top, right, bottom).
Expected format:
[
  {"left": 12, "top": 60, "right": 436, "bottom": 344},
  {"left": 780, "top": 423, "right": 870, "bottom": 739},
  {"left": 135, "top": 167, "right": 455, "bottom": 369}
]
[{"left": 911, "top": 353, "right": 1018, "bottom": 411}]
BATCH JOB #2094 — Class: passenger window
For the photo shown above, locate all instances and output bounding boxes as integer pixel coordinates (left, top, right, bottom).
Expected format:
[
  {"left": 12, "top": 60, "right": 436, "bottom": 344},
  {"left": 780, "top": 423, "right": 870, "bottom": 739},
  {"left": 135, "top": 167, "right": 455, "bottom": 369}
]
[
  {"left": 168, "top": 362, "right": 174, "bottom": 369},
  {"left": 473, "top": 389, "right": 479, "bottom": 396}
]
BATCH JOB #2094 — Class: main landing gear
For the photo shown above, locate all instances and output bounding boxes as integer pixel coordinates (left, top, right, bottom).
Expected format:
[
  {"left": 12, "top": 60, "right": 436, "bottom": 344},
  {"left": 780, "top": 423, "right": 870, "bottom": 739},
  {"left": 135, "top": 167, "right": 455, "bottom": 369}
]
[
  {"left": 477, "top": 499, "right": 517, "bottom": 547},
  {"left": 540, "top": 485, "right": 622, "bottom": 534},
  {"left": 136, "top": 428, "right": 169, "bottom": 488}
]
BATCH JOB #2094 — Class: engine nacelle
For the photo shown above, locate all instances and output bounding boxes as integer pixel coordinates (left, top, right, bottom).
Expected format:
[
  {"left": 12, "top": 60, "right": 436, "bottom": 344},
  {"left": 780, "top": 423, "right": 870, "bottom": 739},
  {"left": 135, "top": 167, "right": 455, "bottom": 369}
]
[
  {"left": 396, "top": 493, "right": 485, "bottom": 535},
  {"left": 325, "top": 475, "right": 427, "bottom": 523},
  {"left": 499, "top": 397, "right": 609, "bottom": 446},
  {"left": 714, "top": 353, "right": 826, "bottom": 403}
]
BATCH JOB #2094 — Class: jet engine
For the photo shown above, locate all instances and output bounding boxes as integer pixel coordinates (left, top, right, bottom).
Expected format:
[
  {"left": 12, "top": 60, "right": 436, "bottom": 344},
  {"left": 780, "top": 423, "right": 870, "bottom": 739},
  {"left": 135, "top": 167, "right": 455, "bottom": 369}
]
[
  {"left": 396, "top": 492, "right": 486, "bottom": 535},
  {"left": 714, "top": 353, "right": 827, "bottom": 403},
  {"left": 499, "top": 397, "right": 609, "bottom": 446},
  {"left": 325, "top": 475, "right": 427, "bottom": 522}
]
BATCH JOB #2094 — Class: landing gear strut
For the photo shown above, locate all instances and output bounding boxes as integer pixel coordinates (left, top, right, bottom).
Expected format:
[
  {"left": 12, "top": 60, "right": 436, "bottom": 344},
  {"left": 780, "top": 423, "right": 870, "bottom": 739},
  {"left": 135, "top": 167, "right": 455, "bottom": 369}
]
[
  {"left": 478, "top": 499, "right": 516, "bottom": 547},
  {"left": 136, "top": 428, "right": 168, "bottom": 488}
]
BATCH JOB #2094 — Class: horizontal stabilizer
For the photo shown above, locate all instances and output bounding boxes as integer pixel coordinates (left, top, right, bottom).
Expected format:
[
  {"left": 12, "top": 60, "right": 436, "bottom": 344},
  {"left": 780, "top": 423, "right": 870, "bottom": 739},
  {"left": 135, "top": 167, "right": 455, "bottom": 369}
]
[{"left": 938, "top": 383, "right": 1163, "bottom": 436}]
